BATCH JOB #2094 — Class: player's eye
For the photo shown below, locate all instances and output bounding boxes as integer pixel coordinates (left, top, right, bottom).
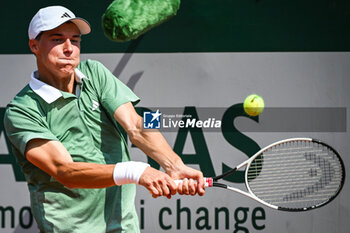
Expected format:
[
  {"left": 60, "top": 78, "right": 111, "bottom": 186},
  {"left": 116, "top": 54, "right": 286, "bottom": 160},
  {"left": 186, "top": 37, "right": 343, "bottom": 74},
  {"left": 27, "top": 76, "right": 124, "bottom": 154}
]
[
  {"left": 71, "top": 37, "right": 81, "bottom": 43},
  {"left": 52, "top": 38, "right": 63, "bottom": 42}
]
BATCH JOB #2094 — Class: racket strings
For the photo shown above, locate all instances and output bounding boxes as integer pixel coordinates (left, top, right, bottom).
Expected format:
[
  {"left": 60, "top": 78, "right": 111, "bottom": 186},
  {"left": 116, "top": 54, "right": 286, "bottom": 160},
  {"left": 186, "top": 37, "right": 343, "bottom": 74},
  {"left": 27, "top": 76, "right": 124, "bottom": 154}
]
[{"left": 247, "top": 140, "right": 344, "bottom": 210}]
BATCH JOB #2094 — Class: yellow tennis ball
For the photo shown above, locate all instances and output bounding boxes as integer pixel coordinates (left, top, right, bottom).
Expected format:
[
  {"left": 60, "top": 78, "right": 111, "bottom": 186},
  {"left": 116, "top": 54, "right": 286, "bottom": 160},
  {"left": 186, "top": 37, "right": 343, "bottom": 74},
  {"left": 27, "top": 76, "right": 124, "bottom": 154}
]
[{"left": 243, "top": 94, "right": 265, "bottom": 116}]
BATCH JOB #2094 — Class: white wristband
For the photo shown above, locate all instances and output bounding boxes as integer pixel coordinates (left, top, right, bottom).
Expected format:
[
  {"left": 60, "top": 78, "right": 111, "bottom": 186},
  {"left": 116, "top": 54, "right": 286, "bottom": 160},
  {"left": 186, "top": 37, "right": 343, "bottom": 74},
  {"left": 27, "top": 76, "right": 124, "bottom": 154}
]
[{"left": 113, "top": 161, "right": 150, "bottom": 185}]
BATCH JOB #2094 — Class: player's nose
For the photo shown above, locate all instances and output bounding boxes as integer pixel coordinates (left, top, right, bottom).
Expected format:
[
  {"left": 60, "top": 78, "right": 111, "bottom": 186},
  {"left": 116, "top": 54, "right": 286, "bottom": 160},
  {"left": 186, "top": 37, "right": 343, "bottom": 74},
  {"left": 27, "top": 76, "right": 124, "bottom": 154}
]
[{"left": 63, "top": 39, "right": 73, "bottom": 53}]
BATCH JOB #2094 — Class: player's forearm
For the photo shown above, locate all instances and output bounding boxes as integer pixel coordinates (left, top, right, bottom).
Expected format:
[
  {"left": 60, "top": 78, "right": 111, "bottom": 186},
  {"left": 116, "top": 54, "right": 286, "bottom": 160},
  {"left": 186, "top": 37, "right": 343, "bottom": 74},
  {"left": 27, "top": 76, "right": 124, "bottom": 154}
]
[
  {"left": 129, "top": 129, "right": 184, "bottom": 172},
  {"left": 114, "top": 102, "right": 184, "bottom": 173},
  {"left": 55, "top": 162, "right": 116, "bottom": 189}
]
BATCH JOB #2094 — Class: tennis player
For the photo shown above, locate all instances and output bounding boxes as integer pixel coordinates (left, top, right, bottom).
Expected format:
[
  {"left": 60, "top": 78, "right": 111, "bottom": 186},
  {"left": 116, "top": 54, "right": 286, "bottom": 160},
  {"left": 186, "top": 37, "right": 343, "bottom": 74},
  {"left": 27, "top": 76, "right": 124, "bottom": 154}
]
[{"left": 4, "top": 6, "right": 205, "bottom": 233}]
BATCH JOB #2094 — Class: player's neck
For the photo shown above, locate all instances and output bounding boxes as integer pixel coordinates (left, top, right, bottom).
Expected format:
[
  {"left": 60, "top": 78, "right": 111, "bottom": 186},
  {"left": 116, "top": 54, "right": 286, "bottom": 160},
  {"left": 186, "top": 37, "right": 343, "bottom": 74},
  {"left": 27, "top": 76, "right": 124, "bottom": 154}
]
[{"left": 36, "top": 68, "right": 76, "bottom": 94}]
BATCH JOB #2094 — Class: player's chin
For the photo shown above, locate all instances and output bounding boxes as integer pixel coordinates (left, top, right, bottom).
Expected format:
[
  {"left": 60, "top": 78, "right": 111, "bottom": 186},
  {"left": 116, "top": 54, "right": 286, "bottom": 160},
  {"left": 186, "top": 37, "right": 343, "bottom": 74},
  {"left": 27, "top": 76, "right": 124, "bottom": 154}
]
[{"left": 58, "top": 65, "right": 77, "bottom": 76}]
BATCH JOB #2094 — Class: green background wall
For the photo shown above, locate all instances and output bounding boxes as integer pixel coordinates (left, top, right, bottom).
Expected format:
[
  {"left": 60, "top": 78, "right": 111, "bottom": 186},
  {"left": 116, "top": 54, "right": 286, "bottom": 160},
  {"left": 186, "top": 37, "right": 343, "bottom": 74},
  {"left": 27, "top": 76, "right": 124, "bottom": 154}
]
[{"left": 1, "top": 0, "right": 350, "bottom": 54}]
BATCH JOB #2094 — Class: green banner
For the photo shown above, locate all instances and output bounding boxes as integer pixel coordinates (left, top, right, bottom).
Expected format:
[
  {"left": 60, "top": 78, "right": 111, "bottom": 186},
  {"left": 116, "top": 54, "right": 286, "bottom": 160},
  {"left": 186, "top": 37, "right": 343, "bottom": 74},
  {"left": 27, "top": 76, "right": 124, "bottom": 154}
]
[{"left": 1, "top": 0, "right": 350, "bottom": 54}]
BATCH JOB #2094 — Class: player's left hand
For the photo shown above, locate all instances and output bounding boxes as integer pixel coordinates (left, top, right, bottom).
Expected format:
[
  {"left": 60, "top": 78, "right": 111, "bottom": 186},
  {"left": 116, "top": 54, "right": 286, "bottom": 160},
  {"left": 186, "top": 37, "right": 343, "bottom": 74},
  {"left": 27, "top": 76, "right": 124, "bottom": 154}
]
[{"left": 166, "top": 161, "right": 205, "bottom": 196}]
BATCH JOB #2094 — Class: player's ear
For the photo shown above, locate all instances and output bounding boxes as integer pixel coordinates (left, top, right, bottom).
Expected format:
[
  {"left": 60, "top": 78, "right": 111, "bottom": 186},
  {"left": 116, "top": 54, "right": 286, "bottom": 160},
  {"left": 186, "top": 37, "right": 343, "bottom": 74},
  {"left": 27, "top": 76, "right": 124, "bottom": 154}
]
[{"left": 29, "top": 39, "right": 39, "bottom": 55}]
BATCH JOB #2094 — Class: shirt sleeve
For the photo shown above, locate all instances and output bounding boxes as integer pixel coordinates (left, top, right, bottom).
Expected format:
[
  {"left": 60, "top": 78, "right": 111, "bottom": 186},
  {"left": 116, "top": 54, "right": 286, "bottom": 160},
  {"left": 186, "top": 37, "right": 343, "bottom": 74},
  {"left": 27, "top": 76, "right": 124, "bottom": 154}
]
[
  {"left": 88, "top": 60, "right": 140, "bottom": 117},
  {"left": 4, "top": 105, "right": 58, "bottom": 156}
]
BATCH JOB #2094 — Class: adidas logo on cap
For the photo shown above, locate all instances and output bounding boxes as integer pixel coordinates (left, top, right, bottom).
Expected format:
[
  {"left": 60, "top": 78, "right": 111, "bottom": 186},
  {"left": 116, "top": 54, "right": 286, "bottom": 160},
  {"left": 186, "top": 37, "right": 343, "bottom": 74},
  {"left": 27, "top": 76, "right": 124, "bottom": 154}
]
[{"left": 61, "top": 12, "right": 71, "bottom": 18}]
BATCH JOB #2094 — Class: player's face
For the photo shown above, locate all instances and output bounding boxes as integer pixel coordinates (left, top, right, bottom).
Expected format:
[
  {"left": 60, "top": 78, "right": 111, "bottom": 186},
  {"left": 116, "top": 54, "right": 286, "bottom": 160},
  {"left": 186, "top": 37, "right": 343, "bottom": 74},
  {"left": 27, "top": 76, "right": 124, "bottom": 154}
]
[{"left": 30, "top": 22, "right": 81, "bottom": 79}]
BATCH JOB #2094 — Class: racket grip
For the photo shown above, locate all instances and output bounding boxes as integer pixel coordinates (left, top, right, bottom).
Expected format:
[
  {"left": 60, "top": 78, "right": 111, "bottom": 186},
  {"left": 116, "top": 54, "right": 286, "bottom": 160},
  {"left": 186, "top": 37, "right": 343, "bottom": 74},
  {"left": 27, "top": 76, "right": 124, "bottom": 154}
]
[{"left": 174, "top": 177, "right": 213, "bottom": 187}]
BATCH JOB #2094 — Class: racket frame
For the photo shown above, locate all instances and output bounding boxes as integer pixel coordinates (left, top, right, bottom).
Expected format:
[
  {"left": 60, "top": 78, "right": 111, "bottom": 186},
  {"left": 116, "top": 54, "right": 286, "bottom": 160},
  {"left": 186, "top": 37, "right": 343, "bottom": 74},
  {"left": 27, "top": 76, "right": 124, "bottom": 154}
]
[{"left": 210, "top": 137, "right": 345, "bottom": 211}]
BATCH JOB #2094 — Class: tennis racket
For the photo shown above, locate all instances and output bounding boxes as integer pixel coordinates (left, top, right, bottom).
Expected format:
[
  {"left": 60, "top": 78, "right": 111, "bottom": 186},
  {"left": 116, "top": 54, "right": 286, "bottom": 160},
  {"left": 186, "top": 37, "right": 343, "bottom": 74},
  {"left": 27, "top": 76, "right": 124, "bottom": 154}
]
[{"left": 176, "top": 138, "right": 345, "bottom": 211}]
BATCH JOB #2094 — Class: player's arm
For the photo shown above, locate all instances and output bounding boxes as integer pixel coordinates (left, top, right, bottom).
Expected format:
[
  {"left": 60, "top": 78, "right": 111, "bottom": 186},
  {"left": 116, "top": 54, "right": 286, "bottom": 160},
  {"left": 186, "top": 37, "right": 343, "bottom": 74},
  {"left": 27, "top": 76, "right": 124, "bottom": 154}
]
[
  {"left": 25, "top": 138, "right": 170, "bottom": 194},
  {"left": 114, "top": 102, "right": 205, "bottom": 196},
  {"left": 26, "top": 139, "right": 115, "bottom": 188}
]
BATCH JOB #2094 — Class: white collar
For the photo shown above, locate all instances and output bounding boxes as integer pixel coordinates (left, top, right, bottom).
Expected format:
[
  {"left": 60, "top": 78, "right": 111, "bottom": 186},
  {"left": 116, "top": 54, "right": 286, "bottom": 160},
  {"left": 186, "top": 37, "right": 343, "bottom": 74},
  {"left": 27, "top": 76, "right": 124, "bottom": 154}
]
[{"left": 29, "top": 68, "right": 88, "bottom": 104}]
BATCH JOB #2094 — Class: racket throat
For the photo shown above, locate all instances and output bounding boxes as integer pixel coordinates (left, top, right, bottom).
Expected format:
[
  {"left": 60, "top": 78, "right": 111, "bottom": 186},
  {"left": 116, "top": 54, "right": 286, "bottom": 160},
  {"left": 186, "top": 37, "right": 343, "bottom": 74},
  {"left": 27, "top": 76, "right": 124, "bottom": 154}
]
[{"left": 213, "top": 167, "right": 238, "bottom": 181}]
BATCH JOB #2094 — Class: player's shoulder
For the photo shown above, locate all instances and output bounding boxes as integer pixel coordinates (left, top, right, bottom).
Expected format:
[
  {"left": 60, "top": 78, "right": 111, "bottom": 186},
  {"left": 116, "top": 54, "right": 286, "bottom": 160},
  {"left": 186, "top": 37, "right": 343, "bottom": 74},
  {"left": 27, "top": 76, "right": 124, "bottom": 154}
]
[
  {"left": 5, "top": 85, "right": 42, "bottom": 121},
  {"left": 78, "top": 59, "right": 116, "bottom": 86},
  {"left": 78, "top": 59, "right": 107, "bottom": 74},
  {"left": 8, "top": 85, "right": 37, "bottom": 107}
]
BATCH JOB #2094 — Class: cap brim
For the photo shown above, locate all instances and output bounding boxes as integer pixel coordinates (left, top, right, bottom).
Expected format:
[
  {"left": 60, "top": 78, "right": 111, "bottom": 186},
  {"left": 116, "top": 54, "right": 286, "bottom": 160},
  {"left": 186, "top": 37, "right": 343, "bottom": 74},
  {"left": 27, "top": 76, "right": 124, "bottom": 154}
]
[{"left": 71, "top": 18, "right": 91, "bottom": 35}]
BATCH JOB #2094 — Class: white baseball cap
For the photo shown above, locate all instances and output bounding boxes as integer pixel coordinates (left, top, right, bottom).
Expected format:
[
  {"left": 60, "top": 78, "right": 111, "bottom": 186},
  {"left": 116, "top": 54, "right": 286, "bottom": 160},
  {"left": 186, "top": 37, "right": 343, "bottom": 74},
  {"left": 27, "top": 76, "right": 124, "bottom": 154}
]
[{"left": 28, "top": 6, "right": 91, "bottom": 39}]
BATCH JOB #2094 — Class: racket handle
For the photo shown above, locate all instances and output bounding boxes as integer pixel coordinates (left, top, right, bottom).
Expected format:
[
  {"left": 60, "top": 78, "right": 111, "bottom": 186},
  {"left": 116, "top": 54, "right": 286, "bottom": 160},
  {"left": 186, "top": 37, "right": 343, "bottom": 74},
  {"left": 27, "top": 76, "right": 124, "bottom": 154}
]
[{"left": 174, "top": 177, "right": 213, "bottom": 187}]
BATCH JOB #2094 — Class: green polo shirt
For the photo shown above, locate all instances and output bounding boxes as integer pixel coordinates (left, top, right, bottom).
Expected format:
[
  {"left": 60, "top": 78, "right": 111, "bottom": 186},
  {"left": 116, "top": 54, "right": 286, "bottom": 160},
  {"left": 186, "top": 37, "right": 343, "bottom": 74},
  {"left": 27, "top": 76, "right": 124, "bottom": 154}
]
[{"left": 4, "top": 60, "right": 140, "bottom": 233}]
